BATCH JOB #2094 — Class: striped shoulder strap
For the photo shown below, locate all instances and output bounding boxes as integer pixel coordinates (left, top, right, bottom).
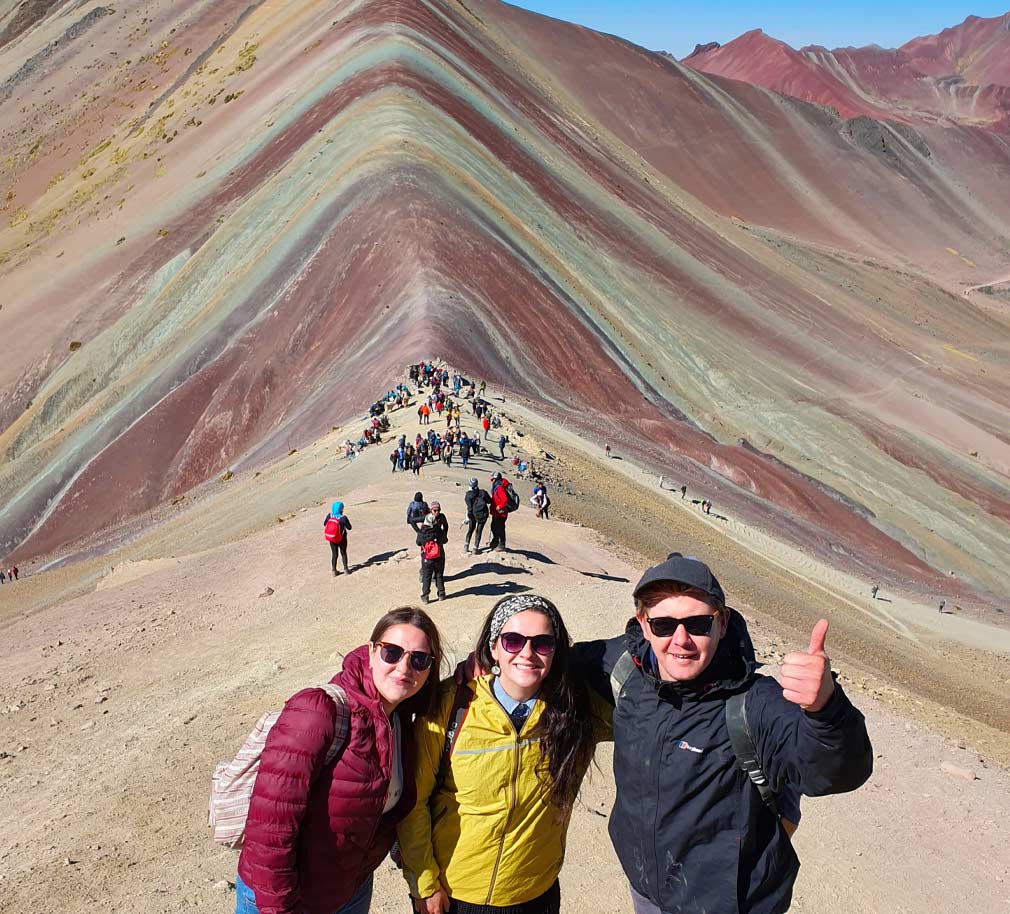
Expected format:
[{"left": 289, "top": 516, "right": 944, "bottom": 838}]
[{"left": 318, "top": 683, "right": 350, "bottom": 765}]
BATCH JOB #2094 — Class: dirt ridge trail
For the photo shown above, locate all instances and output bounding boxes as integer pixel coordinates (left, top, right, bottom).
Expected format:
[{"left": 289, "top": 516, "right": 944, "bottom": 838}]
[{"left": 1, "top": 380, "right": 1009, "bottom": 914}]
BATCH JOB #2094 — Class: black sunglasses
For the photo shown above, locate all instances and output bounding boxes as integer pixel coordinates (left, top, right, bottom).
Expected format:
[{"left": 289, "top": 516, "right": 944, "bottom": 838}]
[
  {"left": 375, "top": 642, "right": 434, "bottom": 671},
  {"left": 644, "top": 613, "right": 719, "bottom": 638},
  {"left": 499, "top": 632, "right": 557, "bottom": 656}
]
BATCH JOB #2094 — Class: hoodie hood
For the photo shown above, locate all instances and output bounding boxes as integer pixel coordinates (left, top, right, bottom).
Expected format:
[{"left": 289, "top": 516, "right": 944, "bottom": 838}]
[
  {"left": 331, "top": 501, "right": 344, "bottom": 517},
  {"left": 624, "top": 608, "right": 758, "bottom": 701}
]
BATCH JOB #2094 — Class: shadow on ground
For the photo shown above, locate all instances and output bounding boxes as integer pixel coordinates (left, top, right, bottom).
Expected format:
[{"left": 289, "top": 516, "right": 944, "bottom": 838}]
[{"left": 450, "top": 581, "right": 532, "bottom": 599}]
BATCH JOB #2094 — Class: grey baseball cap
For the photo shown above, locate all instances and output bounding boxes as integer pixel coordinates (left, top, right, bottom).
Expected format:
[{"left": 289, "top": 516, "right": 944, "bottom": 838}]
[{"left": 633, "top": 553, "right": 726, "bottom": 607}]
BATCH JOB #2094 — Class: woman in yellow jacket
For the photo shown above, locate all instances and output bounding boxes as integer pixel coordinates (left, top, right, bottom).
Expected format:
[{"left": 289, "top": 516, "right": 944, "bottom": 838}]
[{"left": 397, "top": 593, "right": 610, "bottom": 914}]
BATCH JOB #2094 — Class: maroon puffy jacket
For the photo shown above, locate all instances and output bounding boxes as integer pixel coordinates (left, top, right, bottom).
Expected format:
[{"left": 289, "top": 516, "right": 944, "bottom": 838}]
[{"left": 237, "top": 646, "right": 417, "bottom": 914}]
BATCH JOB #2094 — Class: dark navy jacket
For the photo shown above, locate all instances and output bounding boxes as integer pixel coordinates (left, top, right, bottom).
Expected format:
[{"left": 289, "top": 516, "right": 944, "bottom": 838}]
[{"left": 574, "top": 612, "right": 872, "bottom": 914}]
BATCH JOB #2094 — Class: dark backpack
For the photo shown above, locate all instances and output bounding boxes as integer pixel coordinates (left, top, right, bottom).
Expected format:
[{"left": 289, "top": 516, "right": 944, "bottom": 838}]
[
  {"left": 504, "top": 483, "right": 520, "bottom": 513},
  {"left": 469, "top": 490, "right": 490, "bottom": 521},
  {"left": 408, "top": 501, "right": 428, "bottom": 525},
  {"left": 609, "top": 651, "right": 799, "bottom": 833}
]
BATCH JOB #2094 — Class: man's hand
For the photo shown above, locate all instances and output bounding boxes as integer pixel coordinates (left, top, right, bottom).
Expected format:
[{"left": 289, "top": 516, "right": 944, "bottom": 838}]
[
  {"left": 417, "top": 889, "right": 450, "bottom": 914},
  {"left": 780, "top": 619, "right": 834, "bottom": 713}
]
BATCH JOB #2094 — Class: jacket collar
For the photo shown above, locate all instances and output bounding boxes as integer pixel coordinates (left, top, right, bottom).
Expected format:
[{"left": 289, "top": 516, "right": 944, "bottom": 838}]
[
  {"left": 333, "top": 644, "right": 385, "bottom": 716},
  {"left": 623, "top": 609, "right": 759, "bottom": 702}
]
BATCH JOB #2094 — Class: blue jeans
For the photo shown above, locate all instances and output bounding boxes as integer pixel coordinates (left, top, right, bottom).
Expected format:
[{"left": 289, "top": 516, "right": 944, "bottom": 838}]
[{"left": 235, "top": 873, "right": 373, "bottom": 914}]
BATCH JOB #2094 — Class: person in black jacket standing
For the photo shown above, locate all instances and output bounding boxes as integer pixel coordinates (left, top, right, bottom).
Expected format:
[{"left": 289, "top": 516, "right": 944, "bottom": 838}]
[
  {"left": 574, "top": 553, "right": 873, "bottom": 914},
  {"left": 416, "top": 503, "right": 449, "bottom": 604},
  {"left": 464, "top": 478, "right": 490, "bottom": 554}
]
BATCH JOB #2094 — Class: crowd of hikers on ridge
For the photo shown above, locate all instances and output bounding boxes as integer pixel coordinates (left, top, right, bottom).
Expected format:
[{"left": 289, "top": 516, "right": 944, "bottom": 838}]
[{"left": 324, "top": 361, "right": 551, "bottom": 603}]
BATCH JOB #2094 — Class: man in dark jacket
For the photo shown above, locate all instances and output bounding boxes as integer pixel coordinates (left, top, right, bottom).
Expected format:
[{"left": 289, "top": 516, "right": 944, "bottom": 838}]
[
  {"left": 575, "top": 553, "right": 873, "bottom": 914},
  {"left": 416, "top": 503, "right": 448, "bottom": 603},
  {"left": 464, "top": 478, "right": 491, "bottom": 554}
]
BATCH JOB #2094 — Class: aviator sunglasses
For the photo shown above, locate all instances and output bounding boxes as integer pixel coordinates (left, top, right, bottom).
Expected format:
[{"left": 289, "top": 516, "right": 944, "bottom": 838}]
[
  {"left": 498, "top": 632, "right": 558, "bottom": 656},
  {"left": 644, "top": 613, "right": 719, "bottom": 638},
  {"left": 375, "top": 642, "right": 434, "bottom": 671}
]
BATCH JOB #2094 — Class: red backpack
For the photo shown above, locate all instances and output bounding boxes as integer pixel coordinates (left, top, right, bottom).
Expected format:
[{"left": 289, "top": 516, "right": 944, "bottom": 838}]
[
  {"left": 422, "top": 539, "right": 442, "bottom": 562},
  {"left": 324, "top": 516, "right": 344, "bottom": 543}
]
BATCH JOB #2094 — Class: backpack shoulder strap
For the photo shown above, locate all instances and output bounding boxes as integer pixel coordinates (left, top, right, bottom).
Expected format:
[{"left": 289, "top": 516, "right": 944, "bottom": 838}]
[
  {"left": 318, "top": 683, "right": 350, "bottom": 765},
  {"left": 433, "top": 679, "right": 474, "bottom": 795},
  {"left": 725, "top": 690, "right": 779, "bottom": 816},
  {"left": 610, "top": 650, "right": 636, "bottom": 706}
]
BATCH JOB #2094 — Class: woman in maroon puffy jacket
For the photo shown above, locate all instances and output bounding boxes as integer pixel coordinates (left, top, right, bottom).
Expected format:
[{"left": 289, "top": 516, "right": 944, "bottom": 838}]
[{"left": 236, "top": 607, "right": 445, "bottom": 914}]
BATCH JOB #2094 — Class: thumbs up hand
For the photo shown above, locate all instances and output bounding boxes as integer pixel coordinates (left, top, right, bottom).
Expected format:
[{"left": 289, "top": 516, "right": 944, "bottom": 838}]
[{"left": 780, "top": 619, "right": 835, "bottom": 713}]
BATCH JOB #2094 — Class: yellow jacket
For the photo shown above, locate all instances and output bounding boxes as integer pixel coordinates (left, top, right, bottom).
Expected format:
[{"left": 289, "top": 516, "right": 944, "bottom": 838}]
[{"left": 397, "top": 674, "right": 611, "bottom": 906}]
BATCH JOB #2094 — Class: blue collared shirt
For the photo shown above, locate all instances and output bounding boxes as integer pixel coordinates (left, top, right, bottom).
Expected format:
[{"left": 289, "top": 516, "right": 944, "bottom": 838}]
[{"left": 492, "top": 676, "right": 539, "bottom": 732}]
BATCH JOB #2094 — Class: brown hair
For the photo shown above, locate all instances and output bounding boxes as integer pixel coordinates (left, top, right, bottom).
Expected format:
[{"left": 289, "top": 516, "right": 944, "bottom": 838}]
[
  {"left": 369, "top": 606, "right": 444, "bottom": 718},
  {"left": 474, "top": 595, "right": 599, "bottom": 810},
  {"left": 634, "top": 581, "right": 726, "bottom": 617}
]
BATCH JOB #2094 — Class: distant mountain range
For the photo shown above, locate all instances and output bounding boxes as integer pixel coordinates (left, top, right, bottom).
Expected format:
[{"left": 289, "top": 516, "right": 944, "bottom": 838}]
[{"left": 683, "top": 12, "right": 1010, "bottom": 132}]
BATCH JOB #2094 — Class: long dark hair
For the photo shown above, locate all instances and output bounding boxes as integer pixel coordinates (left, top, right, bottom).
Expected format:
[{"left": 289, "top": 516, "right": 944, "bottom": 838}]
[
  {"left": 370, "top": 606, "right": 445, "bottom": 718},
  {"left": 475, "top": 595, "right": 597, "bottom": 810}
]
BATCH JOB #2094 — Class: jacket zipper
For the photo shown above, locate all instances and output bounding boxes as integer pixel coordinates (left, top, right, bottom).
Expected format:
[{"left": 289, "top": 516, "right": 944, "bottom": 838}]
[{"left": 486, "top": 694, "right": 522, "bottom": 904}]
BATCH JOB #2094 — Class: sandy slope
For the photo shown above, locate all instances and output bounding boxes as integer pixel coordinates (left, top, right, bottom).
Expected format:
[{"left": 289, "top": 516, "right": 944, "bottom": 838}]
[{"left": 1, "top": 388, "right": 1008, "bottom": 913}]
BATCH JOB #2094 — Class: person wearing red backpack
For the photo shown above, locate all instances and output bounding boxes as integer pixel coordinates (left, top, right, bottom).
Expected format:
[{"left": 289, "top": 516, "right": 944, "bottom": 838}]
[
  {"left": 488, "top": 472, "right": 512, "bottom": 552},
  {"left": 416, "top": 504, "right": 448, "bottom": 604},
  {"left": 236, "top": 607, "right": 445, "bottom": 914},
  {"left": 323, "top": 501, "right": 352, "bottom": 576}
]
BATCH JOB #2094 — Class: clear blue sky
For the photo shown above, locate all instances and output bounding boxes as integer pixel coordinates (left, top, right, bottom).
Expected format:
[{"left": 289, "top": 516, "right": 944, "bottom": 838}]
[{"left": 507, "top": 2, "right": 1010, "bottom": 58}]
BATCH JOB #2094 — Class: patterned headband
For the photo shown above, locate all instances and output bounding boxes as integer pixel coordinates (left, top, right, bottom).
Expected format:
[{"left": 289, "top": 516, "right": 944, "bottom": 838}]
[{"left": 488, "top": 594, "right": 561, "bottom": 648}]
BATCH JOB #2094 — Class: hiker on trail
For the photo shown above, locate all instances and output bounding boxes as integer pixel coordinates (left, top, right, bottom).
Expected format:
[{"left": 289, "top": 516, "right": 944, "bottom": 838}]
[
  {"left": 459, "top": 435, "right": 471, "bottom": 469},
  {"left": 407, "top": 493, "right": 429, "bottom": 535},
  {"left": 416, "top": 505, "right": 449, "bottom": 604},
  {"left": 323, "top": 502, "right": 352, "bottom": 576},
  {"left": 389, "top": 450, "right": 399, "bottom": 473},
  {"left": 498, "top": 433, "right": 507, "bottom": 459},
  {"left": 572, "top": 553, "right": 872, "bottom": 914},
  {"left": 482, "top": 414, "right": 491, "bottom": 439},
  {"left": 487, "top": 471, "right": 516, "bottom": 552},
  {"left": 464, "top": 478, "right": 491, "bottom": 554},
  {"left": 479, "top": 380, "right": 486, "bottom": 397},
  {"left": 0, "top": 570, "right": 5, "bottom": 584},
  {"left": 234, "top": 607, "right": 444, "bottom": 914},
  {"left": 704, "top": 499, "right": 712, "bottom": 515},
  {"left": 532, "top": 481, "right": 550, "bottom": 520},
  {"left": 605, "top": 443, "right": 611, "bottom": 459},
  {"left": 420, "top": 403, "right": 431, "bottom": 426},
  {"left": 871, "top": 584, "right": 879, "bottom": 600},
  {"left": 681, "top": 485, "right": 687, "bottom": 499},
  {"left": 939, "top": 598, "right": 946, "bottom": 614},
  {"left": 397, "top": 594, "right": 609, "bottom": 914}
]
